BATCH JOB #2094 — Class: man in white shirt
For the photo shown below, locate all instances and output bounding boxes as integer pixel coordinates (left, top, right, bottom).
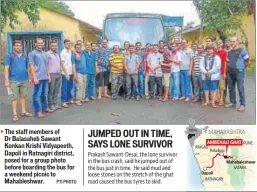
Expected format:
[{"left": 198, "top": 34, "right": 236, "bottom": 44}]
[
  {"left": 147, "top": 44, "right": 164, "bottom": 100},
  {"left": 179, "top": 40, "right": 193, "bottom": 102},
  {"left": 60, "top": 39, "right": 73, "bottom": 108},
  {"left": 169, "top": 43, "right": 182, "bottom": 101}
]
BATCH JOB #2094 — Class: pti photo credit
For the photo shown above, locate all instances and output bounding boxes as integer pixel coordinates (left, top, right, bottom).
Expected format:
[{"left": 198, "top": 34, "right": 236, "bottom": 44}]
[{"left": 0, "top": 0, "right": 256, "bottom": 191}]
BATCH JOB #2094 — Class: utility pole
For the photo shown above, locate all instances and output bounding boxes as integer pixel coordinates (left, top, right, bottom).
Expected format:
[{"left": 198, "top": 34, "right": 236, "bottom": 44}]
[
  {"left": 200, "top": 18, "right": 203, "bottom": 43},
  {"left": 199, "top": 0, "right": 203, "bottom": 43}
]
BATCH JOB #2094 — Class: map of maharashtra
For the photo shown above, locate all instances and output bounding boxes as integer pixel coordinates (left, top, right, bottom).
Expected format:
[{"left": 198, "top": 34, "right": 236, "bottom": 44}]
[{"left": 185, "top": 119, "right": 257, "bottom": 191}]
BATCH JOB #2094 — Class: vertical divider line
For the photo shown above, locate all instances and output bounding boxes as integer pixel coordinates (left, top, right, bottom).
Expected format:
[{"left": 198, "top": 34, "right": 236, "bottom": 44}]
[{"left": 83, "top": 128, "right": 85, "bottom": 186}]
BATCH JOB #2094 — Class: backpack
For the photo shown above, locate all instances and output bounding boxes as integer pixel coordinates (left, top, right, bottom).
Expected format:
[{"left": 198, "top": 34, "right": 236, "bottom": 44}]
[
  {"left": 9, "top": 52, "right": 16, "bottom": 70},
  {"left": 9, "top": 52, "right": 27, "bottom": 70}
]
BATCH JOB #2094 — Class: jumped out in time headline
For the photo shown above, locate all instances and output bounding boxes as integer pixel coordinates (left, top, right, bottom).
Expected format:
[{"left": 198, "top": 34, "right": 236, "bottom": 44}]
[{"left": 88, "top": 129, "right": 173, "bottom": 148}]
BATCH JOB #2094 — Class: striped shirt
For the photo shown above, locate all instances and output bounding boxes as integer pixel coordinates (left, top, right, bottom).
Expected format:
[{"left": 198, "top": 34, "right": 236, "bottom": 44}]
[
  {"left": 109, "top": 53, "right": 124, "bottom": 73},
  {"left": 193, "top": 53, "right": 205, "bottom": 76}
]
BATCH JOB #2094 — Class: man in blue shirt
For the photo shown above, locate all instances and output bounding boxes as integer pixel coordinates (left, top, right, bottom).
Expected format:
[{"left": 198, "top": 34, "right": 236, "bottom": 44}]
[
  {"left": 4, "top": 40, "right": 33, "bottom": 122},
  {"left": 133, "top": 42, "right": 145, "bottom": 98},
  {"left": 29, "top": 38, "right": 53, "bottom": 118},
  {"left": 225, "top": 36, "right": 250, "bottom": 112},
  {"left": 72, "top": 43, "right": 87, "bottom": 106},
  {"left": 124, "top": 45, "right": 140, "bottom": 101},
  {"left": 84, "top": 42, "right": 96, "bottom": 101}
]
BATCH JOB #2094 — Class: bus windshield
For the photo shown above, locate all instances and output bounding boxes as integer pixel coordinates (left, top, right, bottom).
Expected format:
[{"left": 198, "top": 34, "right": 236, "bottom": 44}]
[{"left": 104, "top": 17, "right": 164, "bottom": 48}]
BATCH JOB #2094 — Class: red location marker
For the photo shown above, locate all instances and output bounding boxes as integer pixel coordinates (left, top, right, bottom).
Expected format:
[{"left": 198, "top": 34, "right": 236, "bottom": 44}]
[{"left": 206, "top": 139, "right": 243, "bottom": 154}]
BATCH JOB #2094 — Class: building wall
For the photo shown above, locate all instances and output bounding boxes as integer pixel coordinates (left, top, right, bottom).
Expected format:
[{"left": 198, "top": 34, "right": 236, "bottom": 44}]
[
  {"left": 182, "top": 29, "right": 218, "bottom": 45},
  {"left": 235, "top": 14, "right": 255, "bottom": 59},
  {"left": 1, "top": 7, "right": 99, "bottom": 58}
]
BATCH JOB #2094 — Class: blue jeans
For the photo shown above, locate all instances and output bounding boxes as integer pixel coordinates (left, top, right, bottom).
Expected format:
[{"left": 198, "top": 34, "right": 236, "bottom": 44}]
[
  {"left": 86, "top": 74, "right": 95, "bottom": 98},
  {"left": 170, "top": 72, "right": 180, "bottom": 99},
  {"left": 61, "top": 74, "right": 74, "bottom": 103},
  {"left": 227, "top": 69, "right": 245, "bottom": 106},
  {"left": 72, "top": 84, "right": 77, "bottom": 99},
  {"left": 132, "top": 71, "right": 144, "bottom": 96},
  {"left": 180, "top": 70, "right": 191, "bottom": 98},
  {"left": 32, "top": 80, "right": 48, "bottom": 114}
]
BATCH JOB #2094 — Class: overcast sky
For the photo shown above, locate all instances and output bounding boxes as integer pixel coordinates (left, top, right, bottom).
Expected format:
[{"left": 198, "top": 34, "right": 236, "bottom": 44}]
[{"left": 65, "top": 1, "right": 200, "bottom": 29}]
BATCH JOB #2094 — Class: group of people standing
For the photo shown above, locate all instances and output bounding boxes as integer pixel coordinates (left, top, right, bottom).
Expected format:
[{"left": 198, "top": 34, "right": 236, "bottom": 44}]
[
  {"left": 108, "top": 36, "right": 249, "bottom": 112},
  {"left": 3, "top": 35, "right": 249, "bottom": 122}
]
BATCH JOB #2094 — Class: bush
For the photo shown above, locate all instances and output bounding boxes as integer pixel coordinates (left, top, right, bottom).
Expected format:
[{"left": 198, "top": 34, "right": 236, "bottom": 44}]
[{"left": 246, "top": 59, "right": 255, "bottom": 72}]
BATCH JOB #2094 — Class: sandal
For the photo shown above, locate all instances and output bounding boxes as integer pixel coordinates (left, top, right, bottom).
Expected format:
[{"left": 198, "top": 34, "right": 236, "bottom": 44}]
[
  {"left": 12, "top": 114, "right": 19, "bottom": 122},
  {"left": 212, "top": 102, "right": 218, "bottom": 108},
  {"left": 104, "top": 94, "right": 111, "bottom": 99},
  {"left": 192, "top": 99, "right": 199, "bottom": 103},
  {"left": 67, "top": 101, "right": 75, "bottom": 104},
  {"left": 84, "top": 98, "right": 90, "bottom": 102},
  {"left": 201, "top": 102, "right": 209, "bottom": 107},
  {"left": 218, "top": 101, "right": 224, "bottom": 106},
  {"left": 61, "top": 103, "right": 69, "bottom": 108},
  {"left": 237, "top": 105, "right": 245, "bottom": 112},
  {"left": 21, "top": 112, "right": 33, "bottom": 117},
  {"left": 225, "top": 103, "right": 235, "bottom": 108},
  {"left": 185, "top": 98, "right": 190, "bottom": 102}
]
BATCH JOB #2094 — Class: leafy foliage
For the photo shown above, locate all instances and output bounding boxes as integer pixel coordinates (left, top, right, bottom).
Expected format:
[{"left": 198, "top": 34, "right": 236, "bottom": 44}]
[
  {"left": 247, "top": 0, "right": 255, "bottom": 21},
  {"left": 40, "top": 0, "right": 74, "bottom": 17},
  {"left": 164, "top": 26, "right": 176, "bottom": 36},
  {"left": 184, "top": 21, "right": 195, "bottom": 29},
  {"left": 192, "top": 0, "right": 248, "bottom": 35},
  {"left": 1, "top": 0, "right": 41, "bottom": 29},
  {"left": 1, "top": 0, "right": 74, "bottom": 30},
  {"left": 246, "top": 60, "right": 255, "bottom": 72}
]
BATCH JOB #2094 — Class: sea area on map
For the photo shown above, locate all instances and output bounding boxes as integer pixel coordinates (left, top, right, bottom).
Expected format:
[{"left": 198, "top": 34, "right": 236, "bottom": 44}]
[{"left": 187, "top": 141, "right": 204, "bottom": 190}]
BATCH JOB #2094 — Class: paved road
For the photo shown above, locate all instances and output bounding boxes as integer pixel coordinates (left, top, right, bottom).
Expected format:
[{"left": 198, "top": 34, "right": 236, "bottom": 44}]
[{"left": 0, "top": 72, "right": 255, "bottom": 125}]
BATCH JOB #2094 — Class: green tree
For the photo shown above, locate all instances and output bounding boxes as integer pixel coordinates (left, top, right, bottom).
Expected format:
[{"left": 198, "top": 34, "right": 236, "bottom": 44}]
[
  {"left": 40, "top": 0, "right": 75, "bottom": 17},
  {"left": 247, "top": 0, "right": 255, "bottom": 22},
  {"left": 193, "top": 0, "right": 251, "bottom": 48},
  {"left": 1, "top": 0, "right": 41, "bottom": 29},
  {"left": 184, "top": 21, "right": 195, "bottom": 29},
  {"left": 164, "top": 26, "right": 176, "bottom": 36}
]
